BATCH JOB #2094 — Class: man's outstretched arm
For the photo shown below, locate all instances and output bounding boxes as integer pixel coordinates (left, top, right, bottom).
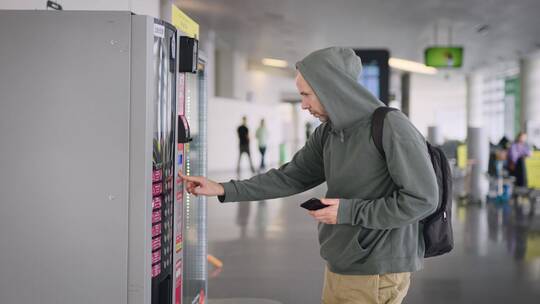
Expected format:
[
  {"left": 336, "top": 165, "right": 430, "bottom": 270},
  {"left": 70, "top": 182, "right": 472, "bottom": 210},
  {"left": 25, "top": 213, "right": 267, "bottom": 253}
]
[{"left": 180, "top": 124, "right": 329, "bottom": 202}]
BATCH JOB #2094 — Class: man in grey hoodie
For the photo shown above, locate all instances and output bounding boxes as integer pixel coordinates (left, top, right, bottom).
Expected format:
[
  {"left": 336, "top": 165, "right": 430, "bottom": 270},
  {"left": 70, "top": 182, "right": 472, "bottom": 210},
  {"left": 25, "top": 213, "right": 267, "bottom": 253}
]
[{"left": 180, "top": 47, "right": 438, "bottom": 304}]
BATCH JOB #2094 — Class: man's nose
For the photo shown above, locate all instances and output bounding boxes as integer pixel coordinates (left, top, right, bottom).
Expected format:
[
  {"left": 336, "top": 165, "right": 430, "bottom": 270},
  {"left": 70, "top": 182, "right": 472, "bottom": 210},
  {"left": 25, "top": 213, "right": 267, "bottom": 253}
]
[{"left": 301, "top": 100, "right": 309, "bottom": 110}]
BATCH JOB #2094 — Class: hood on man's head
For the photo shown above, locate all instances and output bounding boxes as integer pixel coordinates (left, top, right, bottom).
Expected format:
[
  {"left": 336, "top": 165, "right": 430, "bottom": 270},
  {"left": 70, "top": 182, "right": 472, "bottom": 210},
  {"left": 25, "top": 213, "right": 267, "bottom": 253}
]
[{"left": 296, "top": 47, "right": 384, "bottom": 131}]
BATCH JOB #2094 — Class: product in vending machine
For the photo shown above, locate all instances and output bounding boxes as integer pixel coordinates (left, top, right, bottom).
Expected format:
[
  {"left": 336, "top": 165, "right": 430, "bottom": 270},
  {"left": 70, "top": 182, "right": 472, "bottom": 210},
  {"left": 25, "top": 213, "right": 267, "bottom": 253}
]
[
  {"left": 152, "top": 224, "right": 162, "bottom": 237},
  {"left": 152, "top": 250, "right": 161, "bottom": 265},
  {"left": 152, "top": 196, "right": 162, "bottom": 210},
  {"left": 152, "top": 210, "right": 162, "bottom": 224},
  {"left": 152, "top": 183, "right": 163, "bottom": 196},
  {"left": 152, "top": 237, "right": 162, "bottom": 251},
  {"left": 151, "top": 264, "right": 161, "bottom": 278},
  {"left": 152, "top": 169, "right": 162, "bottom": 182}
]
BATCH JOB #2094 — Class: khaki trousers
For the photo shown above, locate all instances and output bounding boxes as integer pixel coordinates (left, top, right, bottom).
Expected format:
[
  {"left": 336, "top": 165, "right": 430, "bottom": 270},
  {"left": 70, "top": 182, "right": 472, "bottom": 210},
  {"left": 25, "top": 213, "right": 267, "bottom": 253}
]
[{"left": 322, "top": 267, "right": 411, "bottom": 304}]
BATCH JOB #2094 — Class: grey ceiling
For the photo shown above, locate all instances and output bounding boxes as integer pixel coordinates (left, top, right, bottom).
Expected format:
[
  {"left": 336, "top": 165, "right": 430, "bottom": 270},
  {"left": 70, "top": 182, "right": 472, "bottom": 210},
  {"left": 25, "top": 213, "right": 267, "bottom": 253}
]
[{"left": 176, "top": 0, "right": 540, "bottom": 71}]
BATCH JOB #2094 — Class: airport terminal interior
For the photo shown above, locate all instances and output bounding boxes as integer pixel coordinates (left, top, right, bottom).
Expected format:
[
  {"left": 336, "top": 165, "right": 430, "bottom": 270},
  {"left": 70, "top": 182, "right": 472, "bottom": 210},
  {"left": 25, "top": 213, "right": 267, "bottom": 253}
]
[{"left": 1, "top": 1, "right": 540, "bottom": 304}]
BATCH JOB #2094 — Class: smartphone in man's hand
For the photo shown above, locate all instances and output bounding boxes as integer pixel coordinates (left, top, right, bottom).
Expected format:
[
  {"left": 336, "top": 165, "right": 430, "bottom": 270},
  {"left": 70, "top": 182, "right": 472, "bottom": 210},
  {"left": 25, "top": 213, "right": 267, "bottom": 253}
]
[{"left": 300, "top": 198, "right": 328, "bottom": 211}]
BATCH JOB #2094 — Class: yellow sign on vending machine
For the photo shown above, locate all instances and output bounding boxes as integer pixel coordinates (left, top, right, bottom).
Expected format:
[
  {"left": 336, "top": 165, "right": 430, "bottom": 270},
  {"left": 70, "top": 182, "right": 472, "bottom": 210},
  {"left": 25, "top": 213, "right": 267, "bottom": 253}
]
[
  {"left": 525, "top": 151, "right": 540, "bottom": 189},
  {"left": 172, "top": 5, "right": 199, "bottom": 38}
]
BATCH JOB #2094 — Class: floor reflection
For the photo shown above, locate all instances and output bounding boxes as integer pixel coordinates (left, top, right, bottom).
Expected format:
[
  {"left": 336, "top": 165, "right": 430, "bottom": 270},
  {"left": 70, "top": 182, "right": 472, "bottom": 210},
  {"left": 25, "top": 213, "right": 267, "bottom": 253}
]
[
  {"left": 255, "top": 201, "right": 268, "bottom": 238},
  {"left": 207, "top": 171, "right": 540, "bottom": 303},
  {"left": 236, "top": 202, "right": 251, "bottom": 239},
  {"left": 486, "top": 194, "right": 540, "bottom": 263}
]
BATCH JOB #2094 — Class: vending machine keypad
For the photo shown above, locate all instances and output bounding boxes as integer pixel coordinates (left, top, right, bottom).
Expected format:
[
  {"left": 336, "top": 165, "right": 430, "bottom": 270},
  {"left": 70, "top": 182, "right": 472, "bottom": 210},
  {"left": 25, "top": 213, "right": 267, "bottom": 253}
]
[{"left": 151, "top": 160, "right": 175, "bottom": 281}]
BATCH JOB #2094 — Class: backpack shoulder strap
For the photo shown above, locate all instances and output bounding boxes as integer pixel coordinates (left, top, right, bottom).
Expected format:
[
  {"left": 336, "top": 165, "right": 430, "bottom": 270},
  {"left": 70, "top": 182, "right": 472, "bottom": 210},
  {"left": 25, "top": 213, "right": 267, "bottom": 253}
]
[{"left": 371, "top": 107, "right": 398, "bottom": 159}]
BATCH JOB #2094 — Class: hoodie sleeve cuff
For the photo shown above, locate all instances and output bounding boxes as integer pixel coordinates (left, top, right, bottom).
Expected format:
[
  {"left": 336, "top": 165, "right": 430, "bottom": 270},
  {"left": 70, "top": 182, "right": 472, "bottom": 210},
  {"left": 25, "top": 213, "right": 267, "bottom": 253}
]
[
  {"left": 218, "top": 182, "right": 239, "bottom": 203},
  {"left": 337, "top": 199, "right": 355, "bottom": 225}
]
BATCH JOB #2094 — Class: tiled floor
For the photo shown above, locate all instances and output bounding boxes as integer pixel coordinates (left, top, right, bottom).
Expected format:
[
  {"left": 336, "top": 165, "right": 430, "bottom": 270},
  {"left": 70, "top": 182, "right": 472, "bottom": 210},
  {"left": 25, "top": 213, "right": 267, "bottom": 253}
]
[{"left": 206, "top": 170, "right": 540, "bottom": 304}]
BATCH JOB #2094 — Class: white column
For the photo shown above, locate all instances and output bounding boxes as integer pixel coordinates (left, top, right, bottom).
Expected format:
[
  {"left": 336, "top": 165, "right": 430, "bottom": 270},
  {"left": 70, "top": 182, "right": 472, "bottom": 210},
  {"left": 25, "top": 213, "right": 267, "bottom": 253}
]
[
  {"left": 233, "top": 51, "right": 248, "bottom": 100},
  {"left": 215, "top": 46, "right": 235, "bottom": 98},
  {"left": 131, "top": 0, "right": 160, "bottom": 17},
  {"left": 400, "top": 72, "right": 410, "bottom": 116},
  {"left": 520, "top": 51, "right": 540, "bottom": 147},
  {"left": 427, "top": 126, "right": 442, "bottom": 145},
  {"left": 215, "top": 46, "right": 248, "bottom": 100},
  {"left": 159, "top": 0, "right": 172, "bottom": 22},
  {"left": 467, "top": 73, "right": 483, "bottom": 128},
  {"left": 466, "top": 72, "right": 489, "bottom": 205},
  {"left": 201, "top": 30, "right": 216, "bottom": 98}
]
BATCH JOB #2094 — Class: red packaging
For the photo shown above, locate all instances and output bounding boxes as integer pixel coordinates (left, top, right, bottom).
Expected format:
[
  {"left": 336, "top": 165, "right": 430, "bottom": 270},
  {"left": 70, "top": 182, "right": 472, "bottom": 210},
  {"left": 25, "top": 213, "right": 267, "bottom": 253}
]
[
  {"left": 152, "top": 196, "right": 162, "bottom": 210},
  {"left": 152, "top": 224, "right": 162, "bottom": 237},
  {"left": 152, "top": 211, "right": 162, "bottom": 224},
  {"left": 152, "top": 170, "right": 162, "bottom": 182},
  {"left": 152, "top": 264, "right": 161, "bottom": 278},
  {"left": 152, "top": 237, "right": 161, "bottom": 251},
  {"left": 152, "top": 183, "right": 162, "bottom": 196},
  {"left": 152, "top": 250, "right": 161, "bottom": 265}
]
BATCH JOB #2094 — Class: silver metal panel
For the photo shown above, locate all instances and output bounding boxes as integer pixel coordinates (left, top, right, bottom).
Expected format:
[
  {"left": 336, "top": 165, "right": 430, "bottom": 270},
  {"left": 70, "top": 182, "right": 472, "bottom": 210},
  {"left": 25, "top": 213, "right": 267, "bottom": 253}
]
[
  {"left": 0, "top": 11, "right": 132, "bottom": 304},
  {"left": 128, "top": 15, "right": 154, "bottom": 304}
]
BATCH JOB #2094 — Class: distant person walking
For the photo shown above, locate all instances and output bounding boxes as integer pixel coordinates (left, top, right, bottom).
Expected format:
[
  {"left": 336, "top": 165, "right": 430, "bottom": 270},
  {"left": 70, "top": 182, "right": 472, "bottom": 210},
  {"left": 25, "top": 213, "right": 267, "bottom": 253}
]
[
  {"left": 508, "top": 132, "right": 532, "bottom": 186},
  {"left": 237, "top": 116, "right": 255, "bottom": 174},
  {"left": 256, "top": 119, "right": 269, "bottom": 170}
]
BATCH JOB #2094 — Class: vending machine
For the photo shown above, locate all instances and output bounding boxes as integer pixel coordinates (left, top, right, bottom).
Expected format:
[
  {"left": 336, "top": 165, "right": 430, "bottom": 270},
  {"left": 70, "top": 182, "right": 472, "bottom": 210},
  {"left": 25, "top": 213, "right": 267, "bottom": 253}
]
[{"left": 0, "top": 10, "right": 207, "bottom": 304}]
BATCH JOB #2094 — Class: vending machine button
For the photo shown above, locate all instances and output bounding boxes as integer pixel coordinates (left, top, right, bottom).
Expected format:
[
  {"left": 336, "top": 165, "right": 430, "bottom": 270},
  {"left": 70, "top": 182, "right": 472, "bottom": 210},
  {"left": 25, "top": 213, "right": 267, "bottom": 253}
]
[
  {"left": 152, "top": 197, "right": 162, "bottom": 210},
  {"left": 152, "top": 211, "right": 162, "bottom": 224},
  {"left": 151, "top": 264, "right": 161, "bottom": 278},
  {"left": 151, "top": 224, "right": 162, "bottom": 237},
  {"left": 152, "top": 169, "right": 162, "bottom": 182},
  {"left": 152, "top": 250, "right": 161, "bottom": 265},
  {"left": 152, "top": 183, "right": 162, "bottom": 196},
  {"left": 152, "top": 237, "right": 161, "bottom": 251}
]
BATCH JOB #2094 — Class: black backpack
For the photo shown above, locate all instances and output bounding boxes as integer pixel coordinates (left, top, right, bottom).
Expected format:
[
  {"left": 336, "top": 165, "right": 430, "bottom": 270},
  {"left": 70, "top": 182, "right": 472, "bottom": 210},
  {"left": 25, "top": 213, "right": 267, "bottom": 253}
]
[{"left": 371, "top": 107, "right": 454, "bottom": 258}]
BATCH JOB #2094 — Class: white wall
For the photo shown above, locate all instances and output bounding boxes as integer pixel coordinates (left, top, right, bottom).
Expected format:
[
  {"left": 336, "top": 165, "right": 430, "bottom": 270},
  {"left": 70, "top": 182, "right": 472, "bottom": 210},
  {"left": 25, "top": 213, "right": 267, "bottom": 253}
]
[
  {"left": 0, "top": 0, "right": 160, "bottom": 18},
  {"left": 214, "top": 47, "right": 252, "bottom": 100},
  {"left": 234, "top": 52, "right": 249, "bottom": 100},
  {"left": 409, "top": 73, "right": 467, "bottom": 141},
  {"left": 206, "top": 55, "right": 302, "bottom": 173},
  {"left": 246, "top": 70, "right": 297, "bottom": 105},
  {"left": 207, "top": 97, "right": 284, "bottom": 173},
  {"left": 206, "top": 67, "right": 302, "bottom": 173}
]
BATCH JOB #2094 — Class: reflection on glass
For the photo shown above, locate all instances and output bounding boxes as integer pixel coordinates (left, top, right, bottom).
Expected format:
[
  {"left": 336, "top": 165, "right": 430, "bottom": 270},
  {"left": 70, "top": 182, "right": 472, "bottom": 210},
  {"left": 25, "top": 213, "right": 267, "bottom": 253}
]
[
  {"left": 236, "top": 201, "right": 251, "bottom": 239},
  {"left": 256, "top": 201, "right": 268, "bottom": 238}
]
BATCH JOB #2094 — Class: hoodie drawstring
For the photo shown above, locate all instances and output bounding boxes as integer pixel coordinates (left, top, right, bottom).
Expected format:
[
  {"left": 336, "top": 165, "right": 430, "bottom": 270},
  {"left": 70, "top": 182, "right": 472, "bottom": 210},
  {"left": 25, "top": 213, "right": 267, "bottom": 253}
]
[{"left": 340, "top": 130, "right": 344, "bottom": 143}]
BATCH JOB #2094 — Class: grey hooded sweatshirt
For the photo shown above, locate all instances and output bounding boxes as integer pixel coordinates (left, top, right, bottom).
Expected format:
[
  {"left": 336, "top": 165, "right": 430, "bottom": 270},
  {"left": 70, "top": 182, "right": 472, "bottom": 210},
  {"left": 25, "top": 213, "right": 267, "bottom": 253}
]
[{"left": 219, "top": 47, "right": 438, "bottom": 275}]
